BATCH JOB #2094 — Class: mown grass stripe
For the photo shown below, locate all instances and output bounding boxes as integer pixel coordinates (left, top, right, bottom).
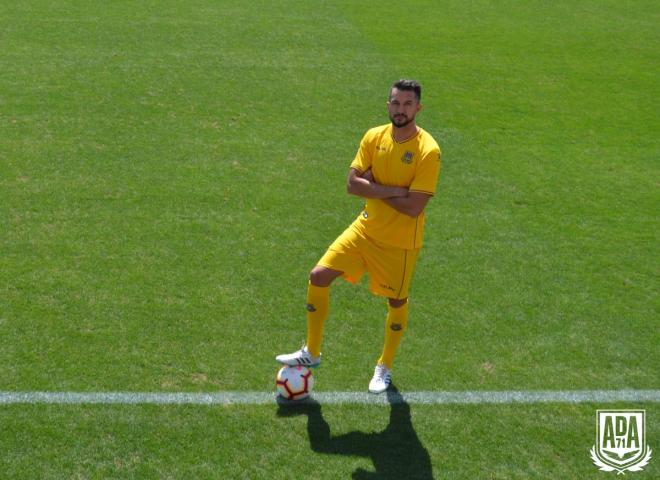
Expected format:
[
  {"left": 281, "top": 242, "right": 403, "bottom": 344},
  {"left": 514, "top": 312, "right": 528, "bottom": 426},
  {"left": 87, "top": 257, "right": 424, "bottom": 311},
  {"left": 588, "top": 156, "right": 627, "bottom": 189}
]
[{"left": 1, "top": 390, "right": 658, "bottom": 405}]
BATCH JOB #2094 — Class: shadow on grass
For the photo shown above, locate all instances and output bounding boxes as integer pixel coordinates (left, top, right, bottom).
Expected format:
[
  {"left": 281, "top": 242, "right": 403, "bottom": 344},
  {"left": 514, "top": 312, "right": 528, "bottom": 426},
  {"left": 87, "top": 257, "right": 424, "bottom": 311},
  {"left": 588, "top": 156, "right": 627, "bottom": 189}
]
[{"left": 276, "top": 385, "right": 433, "bottom": 479}]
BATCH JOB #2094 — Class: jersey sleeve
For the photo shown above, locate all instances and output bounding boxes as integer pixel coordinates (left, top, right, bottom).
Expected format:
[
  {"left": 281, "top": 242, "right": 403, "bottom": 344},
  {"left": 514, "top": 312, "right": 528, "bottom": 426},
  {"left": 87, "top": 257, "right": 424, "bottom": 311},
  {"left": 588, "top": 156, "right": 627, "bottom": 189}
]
[
  {"left": 350, "top": 131, "right": 373, "bottom": 173},
  {"left": 409, "top": 147, "right": 441, "bottom": 196}
]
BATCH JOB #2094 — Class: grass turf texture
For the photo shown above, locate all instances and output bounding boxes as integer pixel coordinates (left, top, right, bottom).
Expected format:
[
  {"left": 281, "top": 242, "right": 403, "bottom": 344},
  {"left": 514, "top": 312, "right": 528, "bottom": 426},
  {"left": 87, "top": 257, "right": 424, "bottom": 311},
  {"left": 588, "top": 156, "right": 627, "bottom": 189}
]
[
  {"left": 0, "top": 0, "right": 658, "bottom": 478},
  {"left": 2, "top": 404, "right": 658, "bottom": 479}
]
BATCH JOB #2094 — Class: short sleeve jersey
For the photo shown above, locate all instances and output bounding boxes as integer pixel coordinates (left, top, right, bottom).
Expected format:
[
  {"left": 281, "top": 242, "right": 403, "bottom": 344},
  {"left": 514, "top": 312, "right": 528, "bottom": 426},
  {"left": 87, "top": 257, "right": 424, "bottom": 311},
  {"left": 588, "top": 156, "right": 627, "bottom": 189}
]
[{"left": 350, "top": 124, "right": 441, "bottom": 250}]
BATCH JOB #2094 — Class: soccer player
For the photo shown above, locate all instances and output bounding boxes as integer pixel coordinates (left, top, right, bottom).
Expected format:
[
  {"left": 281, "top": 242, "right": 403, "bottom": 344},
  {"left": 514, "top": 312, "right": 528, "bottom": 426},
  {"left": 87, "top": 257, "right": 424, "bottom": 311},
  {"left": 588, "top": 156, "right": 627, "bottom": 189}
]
[{"left": 277, "top": 79, "right": 442, "bottom": 393}]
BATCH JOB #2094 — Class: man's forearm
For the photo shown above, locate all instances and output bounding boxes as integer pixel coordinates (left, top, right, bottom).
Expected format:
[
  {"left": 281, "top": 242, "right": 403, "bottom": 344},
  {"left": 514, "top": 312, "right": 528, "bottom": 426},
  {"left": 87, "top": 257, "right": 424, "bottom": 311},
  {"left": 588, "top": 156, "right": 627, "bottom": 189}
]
[
  {"left": 348, "top": 169, "right": 428, "bottom": 217},
  {"left": 383, "top": 196, "right": 415, "bottom": 217},
  {"left": 383, "top": 192, "right": 431, "bottom": 218},
  {"left": 347, "top": 171, "right": 408, "bottom": 199}
]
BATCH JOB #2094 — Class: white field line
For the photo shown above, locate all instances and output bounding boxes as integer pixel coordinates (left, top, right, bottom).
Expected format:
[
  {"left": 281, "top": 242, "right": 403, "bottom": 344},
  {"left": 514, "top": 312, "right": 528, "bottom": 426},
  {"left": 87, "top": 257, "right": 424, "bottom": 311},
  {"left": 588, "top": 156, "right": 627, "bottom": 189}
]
[{"left": 0, "top": 390, "right": 659, "bottom": 405}]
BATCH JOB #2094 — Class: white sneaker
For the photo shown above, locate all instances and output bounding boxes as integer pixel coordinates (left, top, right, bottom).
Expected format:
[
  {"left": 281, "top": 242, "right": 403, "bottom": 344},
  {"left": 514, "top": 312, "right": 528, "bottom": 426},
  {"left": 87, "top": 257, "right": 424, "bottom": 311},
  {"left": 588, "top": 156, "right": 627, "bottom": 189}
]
[
  {"left": 276, "top": 345, "right": 321, "bottom": 367},
  {"left": 368, "top": 363, "right": 391, "bottom": 393}
]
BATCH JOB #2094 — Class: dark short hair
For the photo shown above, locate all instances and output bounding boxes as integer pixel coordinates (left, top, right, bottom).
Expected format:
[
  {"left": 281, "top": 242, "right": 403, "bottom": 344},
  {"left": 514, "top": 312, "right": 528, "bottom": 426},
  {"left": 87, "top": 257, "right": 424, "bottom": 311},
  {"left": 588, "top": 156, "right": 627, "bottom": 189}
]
[{"left": 390, "top": 79, "right": 421, "bottom": 102}]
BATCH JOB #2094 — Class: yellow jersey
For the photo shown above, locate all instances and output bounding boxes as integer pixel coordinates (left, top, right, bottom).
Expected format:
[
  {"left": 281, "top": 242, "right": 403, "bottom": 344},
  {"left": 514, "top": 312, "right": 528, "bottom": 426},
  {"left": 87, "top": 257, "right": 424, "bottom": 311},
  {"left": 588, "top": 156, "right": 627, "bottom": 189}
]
[{"left": 349, "top": 123, "right": 441, "bottom": 250}]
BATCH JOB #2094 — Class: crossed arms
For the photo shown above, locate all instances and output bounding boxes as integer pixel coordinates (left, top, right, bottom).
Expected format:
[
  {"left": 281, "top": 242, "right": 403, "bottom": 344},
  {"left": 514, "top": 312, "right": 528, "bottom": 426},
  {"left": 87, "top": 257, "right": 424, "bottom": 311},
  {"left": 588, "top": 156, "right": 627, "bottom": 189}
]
[{"left": 346, "top": 168, "right": 431, "bottom": 218}]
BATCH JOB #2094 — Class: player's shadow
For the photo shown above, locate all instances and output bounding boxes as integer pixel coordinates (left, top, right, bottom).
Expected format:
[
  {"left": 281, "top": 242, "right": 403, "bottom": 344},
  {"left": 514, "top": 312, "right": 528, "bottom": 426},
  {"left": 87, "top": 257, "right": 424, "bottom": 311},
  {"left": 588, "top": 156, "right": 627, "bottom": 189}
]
[{"left": 277, "top": 385, "right": 433, "bottom": 479}]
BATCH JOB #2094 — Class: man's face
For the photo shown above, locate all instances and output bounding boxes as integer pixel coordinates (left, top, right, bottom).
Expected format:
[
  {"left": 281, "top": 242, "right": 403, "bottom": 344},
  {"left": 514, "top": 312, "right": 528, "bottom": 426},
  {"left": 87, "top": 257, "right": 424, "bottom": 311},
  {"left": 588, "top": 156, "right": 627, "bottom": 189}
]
[{"left": 387, "top": 88, "right": 421, "bottom": 128}]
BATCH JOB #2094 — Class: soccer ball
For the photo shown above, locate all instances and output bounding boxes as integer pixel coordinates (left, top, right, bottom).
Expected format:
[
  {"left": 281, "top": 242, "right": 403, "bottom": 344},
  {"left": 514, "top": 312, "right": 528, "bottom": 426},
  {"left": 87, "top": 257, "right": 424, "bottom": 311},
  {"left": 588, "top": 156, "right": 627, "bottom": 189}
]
[{"left": 276, "top": 365, "right": 314, "bottom": 400}]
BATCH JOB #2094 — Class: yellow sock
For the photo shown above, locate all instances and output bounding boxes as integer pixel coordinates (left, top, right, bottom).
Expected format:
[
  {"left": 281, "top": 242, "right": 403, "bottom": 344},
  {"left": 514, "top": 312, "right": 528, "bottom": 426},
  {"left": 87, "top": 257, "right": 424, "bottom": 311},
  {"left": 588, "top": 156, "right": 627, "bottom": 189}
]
[
  {"left": 378, "top": 300, "right": 409, "bottom": 368},
  {"left": 305, "top": 282, "right": 329, "bottom": 357}
]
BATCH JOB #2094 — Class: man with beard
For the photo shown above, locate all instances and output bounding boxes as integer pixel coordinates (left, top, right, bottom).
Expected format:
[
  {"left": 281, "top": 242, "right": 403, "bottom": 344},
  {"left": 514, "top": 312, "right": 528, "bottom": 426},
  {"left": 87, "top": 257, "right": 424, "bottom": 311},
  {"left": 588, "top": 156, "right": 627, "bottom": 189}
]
[{"left": 277, "top": 79, "right": 442, "bottom": 393}]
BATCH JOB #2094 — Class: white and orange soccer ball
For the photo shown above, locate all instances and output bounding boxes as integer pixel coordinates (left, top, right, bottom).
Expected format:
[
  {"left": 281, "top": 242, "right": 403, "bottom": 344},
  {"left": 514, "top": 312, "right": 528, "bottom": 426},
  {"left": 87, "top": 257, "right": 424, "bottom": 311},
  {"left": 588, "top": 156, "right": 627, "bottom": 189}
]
[{"left": 276, "top": 365, "right": 314, "bottom": 400}]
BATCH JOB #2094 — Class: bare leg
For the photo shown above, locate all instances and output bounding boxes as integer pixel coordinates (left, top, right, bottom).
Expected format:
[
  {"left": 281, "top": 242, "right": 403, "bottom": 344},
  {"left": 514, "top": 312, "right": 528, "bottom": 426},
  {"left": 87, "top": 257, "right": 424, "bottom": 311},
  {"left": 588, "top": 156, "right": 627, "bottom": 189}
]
[
  {"left": 309, "top": 265, "right": 343, "bottom": 287},
  {"left": 388, "top": 297, "right": 408, "bottom": 308}
]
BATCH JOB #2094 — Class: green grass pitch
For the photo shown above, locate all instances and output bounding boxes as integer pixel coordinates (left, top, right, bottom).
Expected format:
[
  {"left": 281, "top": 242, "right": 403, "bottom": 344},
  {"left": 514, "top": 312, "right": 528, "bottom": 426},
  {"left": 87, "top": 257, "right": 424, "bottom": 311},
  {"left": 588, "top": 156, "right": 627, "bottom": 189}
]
[{"left": 1, "top": 0, "right": 658, "bottom": 478}]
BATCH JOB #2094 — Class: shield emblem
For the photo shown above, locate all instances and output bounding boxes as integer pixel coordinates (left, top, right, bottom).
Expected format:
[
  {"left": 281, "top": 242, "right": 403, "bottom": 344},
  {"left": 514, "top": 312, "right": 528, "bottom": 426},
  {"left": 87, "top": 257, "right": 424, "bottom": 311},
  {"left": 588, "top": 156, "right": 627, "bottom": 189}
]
[{"left": 591, "top": 410, "right": 651, "bottom": 474}]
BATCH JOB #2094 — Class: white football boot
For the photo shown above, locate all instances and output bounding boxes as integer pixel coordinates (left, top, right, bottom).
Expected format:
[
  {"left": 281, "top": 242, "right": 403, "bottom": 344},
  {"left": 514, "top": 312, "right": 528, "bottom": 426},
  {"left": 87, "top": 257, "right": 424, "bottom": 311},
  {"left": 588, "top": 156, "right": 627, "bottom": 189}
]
[
  {"left": 368, "top": 363, "right": 392, "bottom": 393},
  {"left": 276, "top": 345, "right": 321, "bottom": 368}
]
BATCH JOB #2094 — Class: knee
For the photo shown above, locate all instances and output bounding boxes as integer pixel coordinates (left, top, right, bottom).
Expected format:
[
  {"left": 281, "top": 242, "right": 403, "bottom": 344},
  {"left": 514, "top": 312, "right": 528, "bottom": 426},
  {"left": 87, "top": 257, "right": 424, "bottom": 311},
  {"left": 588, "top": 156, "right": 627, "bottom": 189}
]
[
  {"left": 388, "top": 297, "right": 408, "bottom": 308},
  {"left": 309, "top": 266, "right": 339, "bottom": 287}
]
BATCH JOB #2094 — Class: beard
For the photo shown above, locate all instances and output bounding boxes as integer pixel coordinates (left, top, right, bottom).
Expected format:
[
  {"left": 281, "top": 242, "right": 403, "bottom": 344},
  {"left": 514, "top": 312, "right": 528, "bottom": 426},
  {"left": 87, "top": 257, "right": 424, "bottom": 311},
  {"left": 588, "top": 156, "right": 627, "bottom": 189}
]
[{"left": 390, "top": 113, "right": 414, "bottom": 128}]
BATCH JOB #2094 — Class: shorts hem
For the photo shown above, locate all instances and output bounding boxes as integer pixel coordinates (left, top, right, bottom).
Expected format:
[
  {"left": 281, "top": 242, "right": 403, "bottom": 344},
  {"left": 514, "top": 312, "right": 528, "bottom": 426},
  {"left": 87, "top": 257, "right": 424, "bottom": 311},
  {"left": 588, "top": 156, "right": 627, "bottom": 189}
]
[{"left": 316, "top": 260, "right": 360, "bottom": 285}]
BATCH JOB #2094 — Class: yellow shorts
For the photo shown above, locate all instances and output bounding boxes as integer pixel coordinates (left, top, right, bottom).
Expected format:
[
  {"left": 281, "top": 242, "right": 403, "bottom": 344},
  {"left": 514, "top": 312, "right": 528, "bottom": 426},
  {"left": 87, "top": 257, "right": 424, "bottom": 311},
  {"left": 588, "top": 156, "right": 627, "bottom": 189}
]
[{"left": 317, "top": 225, "right": 420, "bottom": 299}]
